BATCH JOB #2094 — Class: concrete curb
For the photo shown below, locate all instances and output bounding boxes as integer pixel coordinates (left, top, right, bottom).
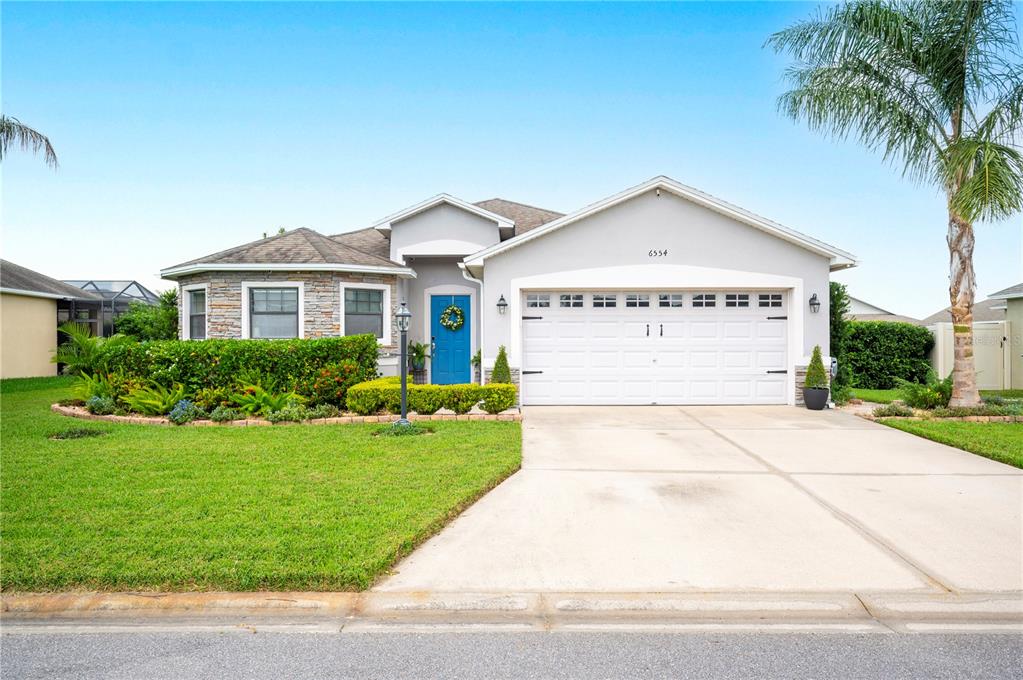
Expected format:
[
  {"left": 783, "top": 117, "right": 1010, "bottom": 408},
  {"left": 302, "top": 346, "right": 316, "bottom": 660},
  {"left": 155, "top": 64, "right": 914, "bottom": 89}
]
[
  {"left": 4, "top": 591, "right": 1021, "bottom": 632},
  {"left": 50, "top": 404, "right": 522, "bottom": 426}
]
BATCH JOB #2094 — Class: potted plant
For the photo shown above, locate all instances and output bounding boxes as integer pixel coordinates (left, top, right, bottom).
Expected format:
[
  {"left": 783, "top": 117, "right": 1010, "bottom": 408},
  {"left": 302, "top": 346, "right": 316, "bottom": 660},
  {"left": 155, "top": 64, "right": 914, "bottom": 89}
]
[
  {"left": 408, "top": 342, "right": 430, "bottom": 371},
  {"left": 803, "top": 345, "right": 830, "bottom": 411}
]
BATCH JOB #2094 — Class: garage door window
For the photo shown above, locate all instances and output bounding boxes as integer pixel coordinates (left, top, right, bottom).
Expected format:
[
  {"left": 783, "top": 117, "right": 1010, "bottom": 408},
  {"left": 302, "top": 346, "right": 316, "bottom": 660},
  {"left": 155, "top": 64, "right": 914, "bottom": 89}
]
[
  {"left": 725, "top": 293, "right": 750, "bottom": 308},
  {"left": 559, "top": 294, "right": 583, "bottom": 308},
  {"left": 759, "top": 293, "right": 783, "bottom": 308},
  {"left": 526, "top": 294, "right": 550, "bottom": 308},
  {"left": 692, "top": 294, "right": 716, "bottom": 308},
  {"left": 658, "top": 293, "right": 684, "bottom": 308},
  {"left": 592, "top": 294, "right": 617, "bottom": 308},
  {"left": 625, "top": 294, "right": 650, "bottom": 308}
]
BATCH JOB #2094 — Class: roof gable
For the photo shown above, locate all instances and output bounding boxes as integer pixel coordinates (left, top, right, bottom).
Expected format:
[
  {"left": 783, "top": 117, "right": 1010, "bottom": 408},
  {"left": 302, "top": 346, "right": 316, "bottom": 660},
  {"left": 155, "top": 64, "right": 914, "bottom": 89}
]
[
  {"left": 371, "top": 194, "right": 513, "bottom": 232},
  {"left": 464, "top": 176, "right": 857, "bottom": 271},
  {"left": 474, "top": 198, "right": 563, "bottom": 236}
]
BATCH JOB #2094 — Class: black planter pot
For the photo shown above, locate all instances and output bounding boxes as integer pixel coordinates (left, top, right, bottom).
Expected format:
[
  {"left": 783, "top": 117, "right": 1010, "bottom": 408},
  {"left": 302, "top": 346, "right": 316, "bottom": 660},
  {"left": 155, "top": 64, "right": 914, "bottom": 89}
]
[{"left": 803, "top": 387, "right": 829, "bottom": 411}]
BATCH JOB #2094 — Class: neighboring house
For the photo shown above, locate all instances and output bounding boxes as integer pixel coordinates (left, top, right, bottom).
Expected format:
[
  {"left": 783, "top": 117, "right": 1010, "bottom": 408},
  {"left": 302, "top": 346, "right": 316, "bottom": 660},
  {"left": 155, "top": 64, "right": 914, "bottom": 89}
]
[
  {"left": 62, "top": 279, "right": 161, "bottom": 336},
  {"left": 0, "top": 260, "right": 102, "bottom": 378},
  {"left": 846, "top": 296, "right": 921, "bottom": 324},
  {"left": 988, "top": 283, "right": 1022, "bottom": 390},
  {"left": 161, "top": 176, "right": 857, "bottom": 406},
  {"left": 919, "top": 296, "right": 1007, "bottom": 326}
]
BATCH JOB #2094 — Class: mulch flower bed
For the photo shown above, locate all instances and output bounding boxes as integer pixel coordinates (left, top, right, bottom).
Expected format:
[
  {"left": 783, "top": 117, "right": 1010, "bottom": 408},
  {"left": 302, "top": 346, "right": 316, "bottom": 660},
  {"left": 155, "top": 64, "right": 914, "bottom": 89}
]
[{"left": 51, "top": 404, "right": 521, "bottom": 427}]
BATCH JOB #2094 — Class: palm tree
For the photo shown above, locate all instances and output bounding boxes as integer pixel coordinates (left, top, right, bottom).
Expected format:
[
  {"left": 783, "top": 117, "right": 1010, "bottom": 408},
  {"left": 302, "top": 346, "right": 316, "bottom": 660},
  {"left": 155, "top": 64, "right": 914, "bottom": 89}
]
[
  {"left": 0, "top": 115, "right": 58, "bottom": 168},
  {"left": 768, "top": 0, "right": 1023, "bottom": 407}
]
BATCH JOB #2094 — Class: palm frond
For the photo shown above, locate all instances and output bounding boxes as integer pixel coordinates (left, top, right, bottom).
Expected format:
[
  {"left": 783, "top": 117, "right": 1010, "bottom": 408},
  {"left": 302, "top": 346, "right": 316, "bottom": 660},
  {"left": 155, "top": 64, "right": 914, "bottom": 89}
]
[
  {"left": 945, "top": 137, "right": 1023, "bottom": 222},
  {"left": 0, "top": 115, "right": 58, "bottom": 168}
]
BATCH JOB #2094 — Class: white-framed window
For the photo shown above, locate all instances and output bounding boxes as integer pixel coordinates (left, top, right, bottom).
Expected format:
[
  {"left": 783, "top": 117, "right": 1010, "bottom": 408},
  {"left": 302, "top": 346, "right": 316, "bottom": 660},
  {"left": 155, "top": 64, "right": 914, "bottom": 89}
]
[
  {"left": 725, "top": 293, "right": 750, "bottom": 308},
  {"left": 559, "top": 294, "right": 583, "bottom": 308},
  {"left": 692, "top": 293, "right": 716, "bottom": 308},
  {"left": 658, "top": 293, "right": 684, "bottom": 308},
  {"left": 340, "top": 282, "right": 391, "bottom": 345},
  {"left": 181, "top": 283, "right": 209, "bottom": 340},
  {"left": 241, "top": 282, "right": 304, "bottom": 339},
  {"left": 526, "top": 294, "right": 550, "bottom": 308},
  {"left": 625, "top": 293, "right": 650, "bottom": 308},
  {"left": 758, "top": 293, "right": 783, "bottom": 308},
  {"left": 592, "top": 294, "right": 617, "bottom": 308}
]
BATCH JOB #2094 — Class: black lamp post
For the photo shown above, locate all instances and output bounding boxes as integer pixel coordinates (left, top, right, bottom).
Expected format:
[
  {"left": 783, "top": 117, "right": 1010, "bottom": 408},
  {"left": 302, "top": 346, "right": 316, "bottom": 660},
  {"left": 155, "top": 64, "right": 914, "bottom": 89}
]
[{"left": 396, "top": 301, "right": 412, "bottom": 427}]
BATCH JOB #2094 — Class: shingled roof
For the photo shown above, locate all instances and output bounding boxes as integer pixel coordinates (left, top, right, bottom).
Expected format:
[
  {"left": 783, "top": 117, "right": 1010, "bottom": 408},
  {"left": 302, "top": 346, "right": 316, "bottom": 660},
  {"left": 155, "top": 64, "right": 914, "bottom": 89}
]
[
  {"left": 328, "top": 227, "right": 391, "bottom": 259},
  {"left": 920, "top": 297, "right": 1007, "bottom": 325},
  {"left": 989, "top": 282, "right": 1023, "bottom": 300},
  {"left": 0, "top": 260, "right": 101, "bottom": 300},
  {"left": 162, "top": 228, "right": 409, "bottom": 277},
  {"left": 474, "top": 198, "right": 564, "bottom": 236}
]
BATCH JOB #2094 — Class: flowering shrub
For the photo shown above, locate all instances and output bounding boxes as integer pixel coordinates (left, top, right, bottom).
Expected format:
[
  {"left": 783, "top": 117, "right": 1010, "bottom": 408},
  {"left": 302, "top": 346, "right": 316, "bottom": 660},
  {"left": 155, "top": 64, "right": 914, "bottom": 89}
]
[
  {"left": 209, "top": 405, "right": 242, "bottom": 423},
  {"left": 168, "top": 399, "right": 207, "bottom": 425},
  {"left": 303, "top": 360, "right": 370, "bottom": 406}
]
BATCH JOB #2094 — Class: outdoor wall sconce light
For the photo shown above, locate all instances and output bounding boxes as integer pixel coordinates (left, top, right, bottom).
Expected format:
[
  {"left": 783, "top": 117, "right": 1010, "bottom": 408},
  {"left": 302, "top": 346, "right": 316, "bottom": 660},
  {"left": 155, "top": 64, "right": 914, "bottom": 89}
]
[
  {"left": 809, "top": 293, "right": 821, "bottom": 314},
  {"left": 496, "top": 295, "right": 508, "bottom": 315}
]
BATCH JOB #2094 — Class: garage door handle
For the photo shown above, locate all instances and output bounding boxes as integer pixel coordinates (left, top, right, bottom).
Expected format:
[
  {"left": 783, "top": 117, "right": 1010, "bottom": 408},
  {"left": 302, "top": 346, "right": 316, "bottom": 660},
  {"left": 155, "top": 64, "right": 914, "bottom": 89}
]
[
  {"left": 522, "top": 315, "right": 543, "bottom": 320},
  {"left": 766, "top": 315, "right": 788, "bottom": 320},
  {"left": 646, "top": 324, "right": 650, "bottom": 337},
  {"left": 659, "top": 324, "right": 663, "bottom": 337},
  {"left": 522, "top": 370, "right": 543, "bottom": 375},
  {"left": 766, "top": 370, "right": 788, "bottom": 374}
]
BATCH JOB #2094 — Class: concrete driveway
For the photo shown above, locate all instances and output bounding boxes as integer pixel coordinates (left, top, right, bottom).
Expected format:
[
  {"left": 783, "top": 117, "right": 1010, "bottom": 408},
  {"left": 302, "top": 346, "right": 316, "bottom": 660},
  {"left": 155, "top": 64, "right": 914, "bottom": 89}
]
[{"left": 376, "top": 406, "right": 1022, "bottom": 594}]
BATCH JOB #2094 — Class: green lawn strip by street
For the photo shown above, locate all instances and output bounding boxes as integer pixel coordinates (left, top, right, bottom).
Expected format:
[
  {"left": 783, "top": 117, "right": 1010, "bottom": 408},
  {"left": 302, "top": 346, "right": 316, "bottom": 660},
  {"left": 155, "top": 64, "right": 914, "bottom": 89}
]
[
  {"left": 880, "top": 419, "right": 1023, "bottom": 470},
  {"left": 849, "top": 388, "right": 900, "bottom": 404},
  {"left": 1, "top": 377, "right": 521, "bottom": 592}
]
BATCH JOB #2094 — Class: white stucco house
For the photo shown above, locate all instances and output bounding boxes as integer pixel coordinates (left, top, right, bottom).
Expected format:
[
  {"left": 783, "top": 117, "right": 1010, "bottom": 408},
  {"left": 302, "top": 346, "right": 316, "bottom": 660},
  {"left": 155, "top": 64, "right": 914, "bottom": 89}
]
[{"left": 161, "top": 176, "right": 856, "bottom": 406}]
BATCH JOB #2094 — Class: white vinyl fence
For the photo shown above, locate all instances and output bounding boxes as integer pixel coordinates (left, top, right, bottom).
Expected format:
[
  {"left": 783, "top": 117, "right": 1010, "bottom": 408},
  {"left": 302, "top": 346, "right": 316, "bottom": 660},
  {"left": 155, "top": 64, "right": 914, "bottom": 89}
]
[{"left": 929, "top": 321, "right": 1011, "bottom": 391}]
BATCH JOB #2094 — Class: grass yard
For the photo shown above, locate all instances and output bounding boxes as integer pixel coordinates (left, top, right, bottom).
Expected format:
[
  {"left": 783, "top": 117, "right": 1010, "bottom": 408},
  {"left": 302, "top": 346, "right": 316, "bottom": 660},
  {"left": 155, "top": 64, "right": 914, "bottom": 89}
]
[
  {"left": 851, "top": 388, "right": 1021, "bottom": 404},
  {"left": 1, "top": 376, "right": 521, "bottom": 592},
  {"left": 880, "top": 419, "right": 1023, "bottom": 469},
  {"left": 849, "top": 388, "right": 900, "bottom": 403}
]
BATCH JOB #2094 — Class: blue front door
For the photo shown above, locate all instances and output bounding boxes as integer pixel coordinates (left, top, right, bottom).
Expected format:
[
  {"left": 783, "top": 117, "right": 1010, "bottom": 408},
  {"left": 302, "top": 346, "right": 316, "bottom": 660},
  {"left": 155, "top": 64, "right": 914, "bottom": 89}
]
[{"left": 431, "top": 294, "right": 471, "bottom": 384}]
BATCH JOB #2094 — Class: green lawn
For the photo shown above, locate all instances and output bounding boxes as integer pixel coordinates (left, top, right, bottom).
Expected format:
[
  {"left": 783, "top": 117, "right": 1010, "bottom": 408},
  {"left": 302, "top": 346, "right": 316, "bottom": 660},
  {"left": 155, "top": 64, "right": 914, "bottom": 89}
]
[
  {"left": 851, "top": 388, "right": 1021, "bottom": 404},
  {"left": 849, "top": 388, "right": 900, "bottom": 403},
  {"left": 0, "top": 376, "right": 521, "bottom": 592},
  {"left": 880, "top": 419, "right": 1023, "bottom": 469}
]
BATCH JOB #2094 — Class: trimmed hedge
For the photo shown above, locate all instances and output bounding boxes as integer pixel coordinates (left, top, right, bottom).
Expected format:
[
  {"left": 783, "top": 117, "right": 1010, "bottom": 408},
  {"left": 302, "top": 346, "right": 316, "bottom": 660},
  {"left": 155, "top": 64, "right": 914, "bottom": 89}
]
[
  {"left": 347, "top": 377, "right": 517, "bottom": 415},
  {"left": 95, "top": 336, "right": 379, "bottom": 395},
  {"left": 845, "top": 321, "right": 934, "bottom": 389}
]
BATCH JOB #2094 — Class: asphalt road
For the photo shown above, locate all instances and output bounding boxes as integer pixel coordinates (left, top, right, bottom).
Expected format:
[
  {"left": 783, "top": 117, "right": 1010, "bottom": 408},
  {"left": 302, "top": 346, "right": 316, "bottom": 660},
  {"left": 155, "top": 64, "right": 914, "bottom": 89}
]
[{"left": 3, "top": 631, "right": 1022, "bottom": 679}]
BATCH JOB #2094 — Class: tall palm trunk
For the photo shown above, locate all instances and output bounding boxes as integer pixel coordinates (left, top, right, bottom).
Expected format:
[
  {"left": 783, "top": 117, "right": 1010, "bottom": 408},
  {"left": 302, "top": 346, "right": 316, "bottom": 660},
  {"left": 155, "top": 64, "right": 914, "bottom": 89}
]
[{"left": 946, "top": 207, "right": 980, "bottom": 407}]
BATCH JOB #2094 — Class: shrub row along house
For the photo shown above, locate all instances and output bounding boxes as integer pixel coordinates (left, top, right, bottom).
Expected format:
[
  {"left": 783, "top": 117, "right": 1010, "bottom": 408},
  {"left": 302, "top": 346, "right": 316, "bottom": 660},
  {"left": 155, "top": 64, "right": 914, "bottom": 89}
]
[{"left": 161, "top": 176, "right": 857, "bottom": 406}]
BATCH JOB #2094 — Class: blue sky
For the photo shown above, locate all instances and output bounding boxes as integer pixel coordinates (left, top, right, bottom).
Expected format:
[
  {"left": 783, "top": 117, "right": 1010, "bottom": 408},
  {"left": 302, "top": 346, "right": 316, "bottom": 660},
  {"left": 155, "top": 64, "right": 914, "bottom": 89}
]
[{"left": 3, "top": 1, "right": 1020, "bottom": 318}]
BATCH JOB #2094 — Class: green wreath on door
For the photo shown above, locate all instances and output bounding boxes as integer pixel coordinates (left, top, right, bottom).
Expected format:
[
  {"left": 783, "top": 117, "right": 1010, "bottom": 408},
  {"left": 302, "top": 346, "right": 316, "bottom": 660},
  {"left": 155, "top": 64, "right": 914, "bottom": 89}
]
[{"left": 439, "top": 304, "right": 465, "bottom": 332}]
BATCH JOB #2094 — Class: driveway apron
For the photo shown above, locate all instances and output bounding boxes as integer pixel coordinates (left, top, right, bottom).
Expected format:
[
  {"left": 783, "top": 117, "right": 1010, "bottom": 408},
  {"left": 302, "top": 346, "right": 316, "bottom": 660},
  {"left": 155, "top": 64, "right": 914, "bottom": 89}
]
[{"left": 375, "top": 406, "right": 1022, "bottom": 593}]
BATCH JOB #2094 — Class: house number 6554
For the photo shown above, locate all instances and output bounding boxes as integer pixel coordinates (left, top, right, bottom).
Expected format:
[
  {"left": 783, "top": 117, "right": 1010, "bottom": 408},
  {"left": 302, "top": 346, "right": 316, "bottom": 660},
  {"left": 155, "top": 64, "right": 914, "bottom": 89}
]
[{"left": 648, "top": 249, "right": 668, "bottom": 257}]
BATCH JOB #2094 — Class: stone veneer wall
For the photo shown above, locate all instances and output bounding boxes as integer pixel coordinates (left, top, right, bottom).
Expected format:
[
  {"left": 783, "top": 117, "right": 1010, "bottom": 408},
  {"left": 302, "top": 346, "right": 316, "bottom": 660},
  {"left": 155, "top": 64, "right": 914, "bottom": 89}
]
[
  {"left": 794, "top": 364, "right": 830, "bottom": 406},
  {"left": 176, "top": 271, "right": 399, "bottom": 350},
  {"left": 483, "top": 367, "right": 521, "bottom": 386}
]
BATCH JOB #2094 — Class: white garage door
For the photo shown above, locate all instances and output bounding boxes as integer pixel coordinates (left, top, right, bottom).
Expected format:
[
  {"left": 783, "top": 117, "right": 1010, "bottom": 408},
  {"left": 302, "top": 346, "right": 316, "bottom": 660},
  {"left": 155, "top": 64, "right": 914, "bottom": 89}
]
[{"left": 521, "top": 291, "right": 788, "bottom": 405}]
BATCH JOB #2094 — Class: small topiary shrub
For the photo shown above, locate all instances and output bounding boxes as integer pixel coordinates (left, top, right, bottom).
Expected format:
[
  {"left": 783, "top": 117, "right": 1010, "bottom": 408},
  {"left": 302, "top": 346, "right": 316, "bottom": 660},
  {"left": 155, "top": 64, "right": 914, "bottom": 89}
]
[
  {"left": 85, "top": 395, "right": 116, "bottom": 415},
  {"left": 804, "top": 345, "right": 829, "bottom": 389},
  {"left": 480, "top": 384, "right": 516, "bottom": 414},
  {"left": 873, "top": 403, "right": 915, "bottom": 418},
  {"left": 168, "top": 399, "right": 208, "bottom": 425},
  {"left": 209, "top": 405, "right": 242, "bottom": 423},
  {"left": 491, "top": 345, "right": 512, "bottom": 384}
]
